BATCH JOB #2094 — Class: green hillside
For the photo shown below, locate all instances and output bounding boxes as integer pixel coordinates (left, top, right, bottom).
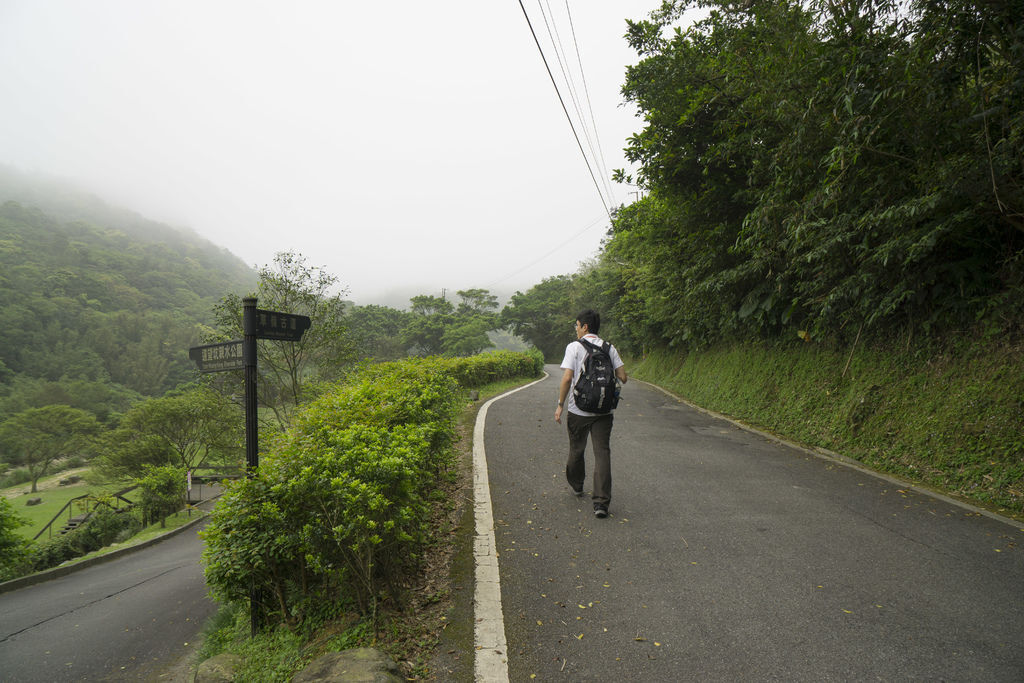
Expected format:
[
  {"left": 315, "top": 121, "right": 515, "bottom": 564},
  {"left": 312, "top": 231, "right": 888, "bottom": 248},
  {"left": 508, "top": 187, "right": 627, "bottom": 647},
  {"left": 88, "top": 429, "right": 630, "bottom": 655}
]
[{"left": 0, "top": 168, "right": 255, "bottom": 415}]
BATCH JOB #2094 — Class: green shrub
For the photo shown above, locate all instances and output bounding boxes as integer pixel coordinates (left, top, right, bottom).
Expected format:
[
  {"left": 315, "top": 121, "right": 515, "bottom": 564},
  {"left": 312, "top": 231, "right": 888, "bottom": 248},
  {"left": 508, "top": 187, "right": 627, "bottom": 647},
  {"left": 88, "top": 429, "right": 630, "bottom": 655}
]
[
  {"left": 136, "top": 465, "right": 186, "bottom": 526},
  {"left": 30, "top": 531, "right": 80, "bottom": 571},
  {"left": 0, "top": 497, "right": 31, "bottom": 580},
  {"left": 201, "top": 351, "right": 539, "bottom": 629},
  {"left": 0, "top": 467, "right": 32, "bottom": 489},
  {"left": 28, "top": 502, "right": 141, "bottom": 573}
]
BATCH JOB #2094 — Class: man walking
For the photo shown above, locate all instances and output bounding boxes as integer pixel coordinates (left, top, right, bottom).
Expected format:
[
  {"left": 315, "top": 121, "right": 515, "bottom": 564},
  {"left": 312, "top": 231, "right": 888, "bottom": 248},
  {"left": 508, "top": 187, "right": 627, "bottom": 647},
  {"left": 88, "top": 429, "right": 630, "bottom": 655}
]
[{"left": 554, "top": 309, "right": 627, "bottom": 518}]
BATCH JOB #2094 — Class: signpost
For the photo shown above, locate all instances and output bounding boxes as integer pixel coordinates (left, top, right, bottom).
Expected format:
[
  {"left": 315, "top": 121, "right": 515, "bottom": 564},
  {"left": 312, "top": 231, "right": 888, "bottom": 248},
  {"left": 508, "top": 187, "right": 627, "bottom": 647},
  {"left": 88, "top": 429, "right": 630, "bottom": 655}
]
[
  {"left": 188, "top": 296, "right": 311, "bottom": 636},
  {"left": 254, "top": 309, "right": 311, "bottom": 341},
  {"left": 188, "top": 341, "right": 245, "bottom": 373}
]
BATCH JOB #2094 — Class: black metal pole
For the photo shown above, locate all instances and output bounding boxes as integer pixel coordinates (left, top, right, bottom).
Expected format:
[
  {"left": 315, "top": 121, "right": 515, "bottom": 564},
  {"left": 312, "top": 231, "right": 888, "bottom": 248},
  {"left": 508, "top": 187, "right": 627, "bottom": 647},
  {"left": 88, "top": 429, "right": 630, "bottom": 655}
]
[
  {"left": 242, "top": 296, "right": 260, "bottom": 636},
  {"left": 242, "top": 297, "right": 259, "bottom": 475}
]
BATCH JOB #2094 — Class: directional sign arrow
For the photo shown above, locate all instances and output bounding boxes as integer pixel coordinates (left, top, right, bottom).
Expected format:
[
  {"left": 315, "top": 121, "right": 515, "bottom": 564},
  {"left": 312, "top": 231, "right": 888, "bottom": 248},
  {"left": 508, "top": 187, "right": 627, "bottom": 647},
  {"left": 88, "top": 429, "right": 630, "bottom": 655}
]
[
  {"left": 189, "top": 340, "right": 245, "bottom": 373},
  {"left": 254, "top": 309, "right": 312, "bottom": 341}
]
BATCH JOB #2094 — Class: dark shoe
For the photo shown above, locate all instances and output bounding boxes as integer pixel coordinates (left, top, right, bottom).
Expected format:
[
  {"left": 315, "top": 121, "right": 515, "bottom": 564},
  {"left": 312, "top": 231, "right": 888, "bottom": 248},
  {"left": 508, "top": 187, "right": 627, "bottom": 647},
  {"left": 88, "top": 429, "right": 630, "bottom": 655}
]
[
  {"left": 570, "top": 485, "right": 584, "bottom": 497},
  {"left": 594, "top": 504, "right": 608, "bottom": 518}
]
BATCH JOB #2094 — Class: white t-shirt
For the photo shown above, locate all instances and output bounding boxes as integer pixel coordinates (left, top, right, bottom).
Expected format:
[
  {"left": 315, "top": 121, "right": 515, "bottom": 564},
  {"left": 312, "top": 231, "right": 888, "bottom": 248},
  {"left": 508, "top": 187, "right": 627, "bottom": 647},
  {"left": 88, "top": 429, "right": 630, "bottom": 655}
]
[{"left": 560, "top": 333, "right": 624, "bottom": 417}]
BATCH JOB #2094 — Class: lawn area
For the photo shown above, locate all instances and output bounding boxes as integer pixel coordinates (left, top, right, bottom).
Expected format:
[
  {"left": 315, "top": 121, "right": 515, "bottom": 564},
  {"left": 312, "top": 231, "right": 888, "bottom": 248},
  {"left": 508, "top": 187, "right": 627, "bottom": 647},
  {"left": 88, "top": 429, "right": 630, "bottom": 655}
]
[{"left": 1, "top": 470, "right": 138, "bottom": 541}]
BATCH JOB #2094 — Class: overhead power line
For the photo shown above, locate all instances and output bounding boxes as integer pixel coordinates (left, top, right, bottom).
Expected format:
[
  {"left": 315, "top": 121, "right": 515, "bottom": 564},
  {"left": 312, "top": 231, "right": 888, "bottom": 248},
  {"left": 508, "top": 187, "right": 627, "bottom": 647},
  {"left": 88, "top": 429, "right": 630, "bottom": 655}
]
[
  {"left": 536, "top": 0, "right": 613, "bottom": 209},
  {"left": 518, "top": 0, "right": 611, "bottom": 221},
  {"left": 487, "top": 213, "right": 609, "bottom": 287},
  {"left": 564, "top": 1, "right": 617, "bottom": 206}
]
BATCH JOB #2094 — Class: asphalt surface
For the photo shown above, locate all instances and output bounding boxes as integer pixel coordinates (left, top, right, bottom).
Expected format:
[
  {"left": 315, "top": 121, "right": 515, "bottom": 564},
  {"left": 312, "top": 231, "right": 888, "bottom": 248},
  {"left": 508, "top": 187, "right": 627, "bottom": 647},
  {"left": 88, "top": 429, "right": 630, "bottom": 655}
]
[
  {"left": 485, "top": 366, "right": 1024, "bottom": 681},
  {"left": 0, "top": 516, "right": 217, "bottom": 682}
]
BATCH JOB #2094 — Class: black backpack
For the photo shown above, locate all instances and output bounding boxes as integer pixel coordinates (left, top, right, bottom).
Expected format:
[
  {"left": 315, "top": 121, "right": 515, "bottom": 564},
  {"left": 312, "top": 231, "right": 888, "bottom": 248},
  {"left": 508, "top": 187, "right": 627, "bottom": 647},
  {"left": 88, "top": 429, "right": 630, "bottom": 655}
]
[{"left": 572, "top": 338, "right": 619, "bottom": 413}]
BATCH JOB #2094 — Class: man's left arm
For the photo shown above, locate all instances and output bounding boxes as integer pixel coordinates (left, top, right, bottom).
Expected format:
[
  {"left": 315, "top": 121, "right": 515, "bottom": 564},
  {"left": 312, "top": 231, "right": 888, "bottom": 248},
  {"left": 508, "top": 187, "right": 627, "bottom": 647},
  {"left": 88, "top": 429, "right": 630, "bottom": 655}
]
[{"left": 611, "top": 346, "right": 627, "bottom": 384}]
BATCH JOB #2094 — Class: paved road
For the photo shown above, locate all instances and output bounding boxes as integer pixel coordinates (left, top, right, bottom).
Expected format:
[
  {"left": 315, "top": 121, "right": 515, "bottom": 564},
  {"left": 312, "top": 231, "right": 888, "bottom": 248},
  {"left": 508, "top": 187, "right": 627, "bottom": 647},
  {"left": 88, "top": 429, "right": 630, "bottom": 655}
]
[
  {"left": 0, "top": 518, "right": 217, "bottom": 682},
  {"left": 484, "top": 366, "right": 1024, "bottom": 681}
]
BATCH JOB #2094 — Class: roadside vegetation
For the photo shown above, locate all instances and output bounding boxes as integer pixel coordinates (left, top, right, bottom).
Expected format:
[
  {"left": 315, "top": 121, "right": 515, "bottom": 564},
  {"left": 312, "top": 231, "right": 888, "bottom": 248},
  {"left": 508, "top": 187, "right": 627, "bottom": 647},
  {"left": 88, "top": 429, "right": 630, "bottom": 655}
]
[
  {"left": 2, "top": 0, "right": 1022, "bottom": 674},
  {"left": 194, "top": 352, "right": 542, "bottom": 680},
  {"left": 631, "top": 336, "right": 1024, "bottom": 519}
]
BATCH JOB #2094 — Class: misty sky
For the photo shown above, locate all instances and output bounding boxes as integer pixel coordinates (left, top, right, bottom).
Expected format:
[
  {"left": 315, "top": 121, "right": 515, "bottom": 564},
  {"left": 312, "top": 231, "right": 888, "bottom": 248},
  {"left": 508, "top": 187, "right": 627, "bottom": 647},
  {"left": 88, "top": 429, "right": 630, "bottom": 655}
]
[{"left": 0, "top": 1, "right": 676, "bottom": 306}]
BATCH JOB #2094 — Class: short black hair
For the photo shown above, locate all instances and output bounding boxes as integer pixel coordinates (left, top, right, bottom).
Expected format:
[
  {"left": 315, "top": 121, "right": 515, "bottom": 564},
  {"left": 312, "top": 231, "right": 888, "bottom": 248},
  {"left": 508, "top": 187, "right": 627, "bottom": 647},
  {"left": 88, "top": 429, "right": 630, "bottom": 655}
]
[{"left": 576, "top": 309, "right": 600, "bottom": 334}]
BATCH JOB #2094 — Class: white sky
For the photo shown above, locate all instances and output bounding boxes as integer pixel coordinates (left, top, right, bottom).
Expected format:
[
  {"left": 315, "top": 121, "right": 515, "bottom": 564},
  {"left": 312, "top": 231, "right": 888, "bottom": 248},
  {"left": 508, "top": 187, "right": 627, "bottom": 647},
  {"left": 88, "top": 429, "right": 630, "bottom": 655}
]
[{"left": 0, "top": 1, "right": 666, "bottom": 306}]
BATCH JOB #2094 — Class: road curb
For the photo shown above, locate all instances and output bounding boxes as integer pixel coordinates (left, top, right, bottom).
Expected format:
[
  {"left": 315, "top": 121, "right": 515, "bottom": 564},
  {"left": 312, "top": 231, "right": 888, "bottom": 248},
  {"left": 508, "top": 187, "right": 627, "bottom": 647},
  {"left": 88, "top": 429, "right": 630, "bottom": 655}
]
[
  {"left": 0, "top": 497, "right": 219, "bottom": 595},
  {"left": 638, "top": 379, "right": 1023, "bottom": 529},
  {"left": 473, "top": 372, "right": 549, "bottom": 683}
]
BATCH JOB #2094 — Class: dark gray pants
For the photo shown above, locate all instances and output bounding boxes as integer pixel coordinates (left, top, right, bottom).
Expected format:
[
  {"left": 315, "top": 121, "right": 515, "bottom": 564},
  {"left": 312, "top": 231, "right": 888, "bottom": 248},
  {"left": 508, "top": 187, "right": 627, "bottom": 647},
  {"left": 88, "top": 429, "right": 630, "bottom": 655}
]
[{"left": 566, "top": 411, "right": 614, "bottom": 506}]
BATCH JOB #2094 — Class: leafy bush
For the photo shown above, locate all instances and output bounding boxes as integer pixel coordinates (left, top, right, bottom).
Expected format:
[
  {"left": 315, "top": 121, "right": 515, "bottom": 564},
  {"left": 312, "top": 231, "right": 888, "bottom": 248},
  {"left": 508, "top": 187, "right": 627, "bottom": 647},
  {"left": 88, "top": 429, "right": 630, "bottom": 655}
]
[
  {"left": 29, "top": 531, "right": 79, "bottom": 571},
  {"left": 0, "top": 467, "right": 32, "bottom": 489},
  {"left": 202, "top": 351, "right": 538, "bottom": 628},
  {"left": 29, "top": 502, "right": 141, "bottom": 573},
  {"left": 136, "top": 465, "right": 186, "bottom": 526},
  {"left": 0, "top": 497, "right": 31, "bottom": 580}
]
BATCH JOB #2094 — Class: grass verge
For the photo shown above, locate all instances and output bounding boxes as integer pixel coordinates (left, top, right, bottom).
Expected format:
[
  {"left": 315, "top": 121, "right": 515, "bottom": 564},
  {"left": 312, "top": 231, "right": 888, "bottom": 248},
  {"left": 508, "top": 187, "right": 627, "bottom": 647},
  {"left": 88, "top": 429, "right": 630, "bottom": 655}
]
[{"left": 629, "top": 335, "right": 1024, "bottom": 520}]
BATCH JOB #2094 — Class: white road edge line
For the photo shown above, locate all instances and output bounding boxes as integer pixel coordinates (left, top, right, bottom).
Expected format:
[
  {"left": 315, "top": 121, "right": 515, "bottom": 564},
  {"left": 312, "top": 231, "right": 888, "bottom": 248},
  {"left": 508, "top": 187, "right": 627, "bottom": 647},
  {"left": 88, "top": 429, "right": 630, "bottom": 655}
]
[{"left": 473, "top": 373, "right": 549, "bottom": 682}]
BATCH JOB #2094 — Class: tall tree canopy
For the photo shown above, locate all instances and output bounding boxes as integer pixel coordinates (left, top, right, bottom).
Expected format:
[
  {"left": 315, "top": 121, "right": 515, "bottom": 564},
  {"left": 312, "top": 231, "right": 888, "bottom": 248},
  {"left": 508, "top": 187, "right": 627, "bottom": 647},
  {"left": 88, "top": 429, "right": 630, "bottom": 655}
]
[
  {"left": 212, "top": 251, "right": 357, "bottom": 428},
  {"left": 99, "top": 386, "right": 242, "bottom": 478},
  {"left": 594, "top": 0, "right": 1024, "bottom": 350},
  {"left": 0, "top": 405, "right": 101, "bottom": 492}
]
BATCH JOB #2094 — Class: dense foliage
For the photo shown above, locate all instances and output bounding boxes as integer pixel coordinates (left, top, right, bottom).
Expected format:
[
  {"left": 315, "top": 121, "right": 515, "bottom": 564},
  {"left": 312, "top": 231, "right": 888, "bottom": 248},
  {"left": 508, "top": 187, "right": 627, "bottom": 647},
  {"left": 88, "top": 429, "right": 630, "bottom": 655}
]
[
  {"left": 201, "top": 350, "right": 542, "bottom": 628},
  {"left": 0, "top": 197, "right": 254, "bottom": 396},
  {"left": 0, "top": 497, "right": 31, "bottom": 580},
  {"left": 28, "top": 499, "right": 142, "bottom": 573},
  {"left": 0, "top": 170, "right": 254, "bottom": 485},
  {"left": 97, "top": 386, "right": 242, "bottom": 479},
  {"left": 504, "top": 0, "right": 1023, "bottom": 357},
  {"left": 135, "top": 465, "right": 187, "bottom": 526}
]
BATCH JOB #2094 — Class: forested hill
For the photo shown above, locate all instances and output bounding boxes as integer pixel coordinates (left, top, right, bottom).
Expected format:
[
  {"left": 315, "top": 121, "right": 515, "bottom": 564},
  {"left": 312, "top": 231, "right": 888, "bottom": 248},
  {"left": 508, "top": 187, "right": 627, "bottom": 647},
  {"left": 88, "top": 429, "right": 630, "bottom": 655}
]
[{"left": 0, "top": 169, "right": 255, "bottom": 414}]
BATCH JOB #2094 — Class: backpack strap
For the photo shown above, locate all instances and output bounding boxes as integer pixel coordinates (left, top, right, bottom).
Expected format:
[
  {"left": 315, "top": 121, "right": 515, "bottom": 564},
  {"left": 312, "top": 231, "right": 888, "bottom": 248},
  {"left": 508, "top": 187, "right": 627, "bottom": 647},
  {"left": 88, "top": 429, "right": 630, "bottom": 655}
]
[{"left": 576, "top": 338, "right": 611, "bottom": 356}]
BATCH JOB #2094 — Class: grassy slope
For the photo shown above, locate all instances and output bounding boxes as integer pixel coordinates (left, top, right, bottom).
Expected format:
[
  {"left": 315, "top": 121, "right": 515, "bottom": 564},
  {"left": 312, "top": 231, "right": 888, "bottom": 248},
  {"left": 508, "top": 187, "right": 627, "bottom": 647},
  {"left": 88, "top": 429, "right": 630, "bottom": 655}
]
[
  {"left": 629, "top": 336, "right": 1024, "bottom": 519},
  {"left": 2, "top": 472, "right": 140, "bottom": 540}
]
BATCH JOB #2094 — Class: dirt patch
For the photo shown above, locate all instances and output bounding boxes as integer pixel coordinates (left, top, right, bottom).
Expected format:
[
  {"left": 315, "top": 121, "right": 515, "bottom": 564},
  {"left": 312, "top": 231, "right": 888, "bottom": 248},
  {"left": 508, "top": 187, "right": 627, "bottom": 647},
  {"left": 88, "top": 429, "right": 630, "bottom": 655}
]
[
  {"left": 2, "top": 467, "right": 91, "bottom": 499},
  {"left": 378, "top": 402, "right": 480, "bottom": 680}
]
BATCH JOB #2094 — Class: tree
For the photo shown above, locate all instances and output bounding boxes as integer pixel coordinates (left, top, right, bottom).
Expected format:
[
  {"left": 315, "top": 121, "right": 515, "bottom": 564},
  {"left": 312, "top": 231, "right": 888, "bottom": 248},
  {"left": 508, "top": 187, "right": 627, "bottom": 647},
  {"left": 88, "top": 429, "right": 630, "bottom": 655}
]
[
  {"left": 101, "top": 386, "right": 242, "bottom": 478},
  {"left": 597, "top": 0, "right": 1024, "bottom": 348},
  {"left": 345, "top": 304, "right": 412, "bottom": 360},
  {"left": 212, "top": 251, "right": 357, "bottom": 427},
  {"left": 0, "top": 405, "right": 101, "bottom": 492},
  {"left": 402, "top": 290, "right": 501, "bottom": 357},
  {"left": 501, "top": 275, "right": 577, "bottom": 362},
  {"left": 455, "top": 288, "right": 499, "bottom": 317},
  {"left": 135, "top": 465, "right": 186, "bottom": 527},
  {"left": 441, "top": 318, "right": 494, "bottom": 357},
  {"left": 402, "top": 295, "right": 455, "bottom": 356}
]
